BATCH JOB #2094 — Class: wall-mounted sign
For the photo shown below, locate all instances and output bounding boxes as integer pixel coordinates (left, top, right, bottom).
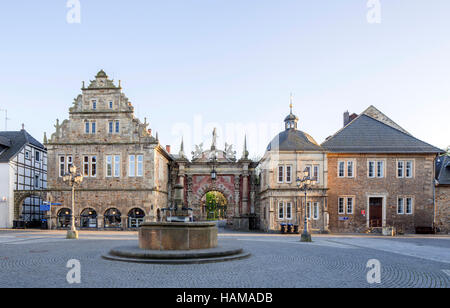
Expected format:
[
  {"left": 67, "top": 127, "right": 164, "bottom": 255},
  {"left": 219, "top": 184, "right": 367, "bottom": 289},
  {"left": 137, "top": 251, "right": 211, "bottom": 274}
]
[{"left": 338, "top": 217, "right": 349, "bottom": 221}]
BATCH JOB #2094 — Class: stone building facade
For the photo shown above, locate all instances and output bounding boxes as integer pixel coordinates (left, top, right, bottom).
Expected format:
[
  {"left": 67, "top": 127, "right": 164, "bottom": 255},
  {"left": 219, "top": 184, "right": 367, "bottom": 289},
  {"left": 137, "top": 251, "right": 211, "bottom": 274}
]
[
  {"left": 170, "top": 132, "right": 258, "bottom": 230},
  {"left": 37, "top": 71, "right": 447, "bottom": 234},
  {"left": 258, "top": 106, "right": 329, "bottom": 233},
  {"left": 435, "top": 155, "right": 450, "bottom": 234},
  {"left": 45, "top": 71, "right": 172, "bottom": 230},
  {"left": 322, "top": 106, "right": 443, "bottom": 233}
]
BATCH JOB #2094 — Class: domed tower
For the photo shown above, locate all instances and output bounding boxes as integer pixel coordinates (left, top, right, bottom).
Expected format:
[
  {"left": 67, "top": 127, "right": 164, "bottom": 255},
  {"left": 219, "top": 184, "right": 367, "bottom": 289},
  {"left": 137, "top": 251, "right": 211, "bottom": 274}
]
[
  {"left": 267, "top": 103, "right": 322, "bottom": 152},
  {"left": 258, "top": 96, "right": 328, "bottom": 234},
  {"left": 284, "top": 102, "right": 299, "bottom": 130}
]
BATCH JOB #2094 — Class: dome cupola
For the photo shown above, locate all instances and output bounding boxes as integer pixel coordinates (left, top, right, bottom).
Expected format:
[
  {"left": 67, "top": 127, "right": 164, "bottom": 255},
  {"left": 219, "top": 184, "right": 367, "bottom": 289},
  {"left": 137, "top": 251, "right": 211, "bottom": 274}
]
[{"left": 284, "top": 97, "right": 298, "bottom": 130}]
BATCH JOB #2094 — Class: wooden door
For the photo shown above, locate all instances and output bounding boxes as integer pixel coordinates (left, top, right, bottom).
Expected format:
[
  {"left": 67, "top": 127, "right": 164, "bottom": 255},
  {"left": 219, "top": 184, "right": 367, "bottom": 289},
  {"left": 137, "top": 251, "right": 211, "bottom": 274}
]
[{"left": 369, "top": 198, "right": 383, "bottom": 227}]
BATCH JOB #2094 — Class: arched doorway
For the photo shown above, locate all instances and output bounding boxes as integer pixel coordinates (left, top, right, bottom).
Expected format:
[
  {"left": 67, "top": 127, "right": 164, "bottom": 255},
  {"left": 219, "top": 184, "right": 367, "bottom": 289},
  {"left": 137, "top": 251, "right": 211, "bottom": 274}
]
[
  {"left": 104, "top": 208, "right": 121, "bottom": 228},
  {"left": 57, "top": 208, "right": 72, "bottom": 229},
  {"left": 21, "top": 195, "right": 44, "bottom": 228},
  {"left": 128, "top": 208, "right": 145, "bottom": 228},
  {"left": 201, "top": 191, "right": 228, "bottom": 221},
  {"left": 80, "top": 208, "right": 98, "bottom": 229}
]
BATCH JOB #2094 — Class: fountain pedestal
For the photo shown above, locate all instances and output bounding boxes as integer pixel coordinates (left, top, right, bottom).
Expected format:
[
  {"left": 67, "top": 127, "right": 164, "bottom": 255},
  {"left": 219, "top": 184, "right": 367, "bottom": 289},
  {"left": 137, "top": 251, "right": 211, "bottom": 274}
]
[{"left": 139, "top": 222, "right": 218, "bottom": 250}]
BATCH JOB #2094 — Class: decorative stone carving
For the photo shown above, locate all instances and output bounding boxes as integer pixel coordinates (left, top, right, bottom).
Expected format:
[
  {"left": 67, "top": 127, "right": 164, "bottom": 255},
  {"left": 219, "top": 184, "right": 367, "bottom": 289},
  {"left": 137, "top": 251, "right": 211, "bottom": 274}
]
[{"left": 192, "top": 143, "right": 204, "bottom": 160}]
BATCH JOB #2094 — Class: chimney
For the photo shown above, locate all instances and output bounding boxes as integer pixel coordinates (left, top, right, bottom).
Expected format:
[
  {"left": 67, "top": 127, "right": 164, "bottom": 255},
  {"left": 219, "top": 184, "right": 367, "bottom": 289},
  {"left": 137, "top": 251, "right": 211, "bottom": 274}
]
[
  {"left": 166, "top": 145, "right": 171, "bottom": 153},
  {"left": 343, "top": 111, "right": 350, "bottom": 127}
]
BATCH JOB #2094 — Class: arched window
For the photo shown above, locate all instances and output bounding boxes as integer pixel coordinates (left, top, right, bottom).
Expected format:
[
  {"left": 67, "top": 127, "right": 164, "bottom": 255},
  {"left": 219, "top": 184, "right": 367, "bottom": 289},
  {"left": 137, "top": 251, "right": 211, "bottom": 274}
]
[
  {"left": 57, "top": 208, "right": 72, "bottom": 229},
  {"left": 104, "top": 208, "right": 121, "bottom": 228},
  {"left": 80, "top": 208, "right": 97, "bottom": 228},
  {"left": 128, "top": 208, "right": 145, "bottom": 228}
]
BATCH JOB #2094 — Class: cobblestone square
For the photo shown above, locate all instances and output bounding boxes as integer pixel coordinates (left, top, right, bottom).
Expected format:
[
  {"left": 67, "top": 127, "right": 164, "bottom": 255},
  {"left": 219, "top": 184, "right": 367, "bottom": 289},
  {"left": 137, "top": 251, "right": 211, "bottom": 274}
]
[{"left": 0, "top": 229, "right": 449, "bottom": 288}]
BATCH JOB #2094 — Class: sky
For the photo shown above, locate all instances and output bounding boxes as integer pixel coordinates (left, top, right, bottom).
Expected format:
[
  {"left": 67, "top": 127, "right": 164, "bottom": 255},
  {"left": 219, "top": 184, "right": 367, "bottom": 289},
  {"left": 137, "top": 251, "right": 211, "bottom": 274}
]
[{"left": 0, "top": 0, "right": 449, "bottom": 158}]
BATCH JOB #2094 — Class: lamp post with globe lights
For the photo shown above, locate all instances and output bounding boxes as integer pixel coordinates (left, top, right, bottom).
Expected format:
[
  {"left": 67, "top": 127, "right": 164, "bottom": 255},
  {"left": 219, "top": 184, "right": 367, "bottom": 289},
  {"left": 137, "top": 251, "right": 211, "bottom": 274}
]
[
  {"left": 296, "top": 168, "right": 316, "bottom": 242},
  {"left": 62, "top": 165, "right": 83, "bottom": 239}
]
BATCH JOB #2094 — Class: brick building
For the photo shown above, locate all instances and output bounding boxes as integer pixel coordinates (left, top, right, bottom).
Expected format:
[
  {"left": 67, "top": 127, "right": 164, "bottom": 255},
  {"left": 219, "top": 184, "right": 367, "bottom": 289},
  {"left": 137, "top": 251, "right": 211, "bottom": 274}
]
[
  {"left": 322, "top": 106, "right": 444, "bottom": 233},
  {"left": 45, "top": 70, "right": 172, "bottom": 230}
]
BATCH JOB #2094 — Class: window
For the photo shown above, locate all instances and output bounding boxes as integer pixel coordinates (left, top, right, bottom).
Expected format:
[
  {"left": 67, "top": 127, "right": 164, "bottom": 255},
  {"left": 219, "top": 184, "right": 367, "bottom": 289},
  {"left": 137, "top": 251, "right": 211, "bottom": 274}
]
[
  {"left": 129, "top": 155, "right": 136, "bottom": 177},
  {"left": 85, "top": 121, "right": 90, "bottom": 134},
  {"left": 109, "top": 121, "right": 113, "bottom": 134},
  {"left": 405, "top": 161, "right": 413, "bottom": 178},
  {"left": 278, "top": 202, "right": 284, "bottom": 219},
  {"left": 67, "top": 156, "right": 73, "bottom": 172},
  {"left": 397, "top": 198, "right": 404, "bottom": 214},
  {"left": 92, "top": 100, "right": 97, "bottom": 110},
  {"left": 109, "top": 101, "right": 113, "bottom": 109},
  {"left": 91, "top": 122, "right": 96, "bottom": 134},
  {"left": 106, "top": 156, "right": 113, "bottom": 177},
  {"left": 34, "top": 175, "right": 40, "bottom": 189},
  {"left": 406, "top": 198, "right": 413, "bottom": 214},
  {"left": 91, "top": 156, "right": 97, "bottom": 177},
  {"left": 338, "top": 198, "right": 345, "bottom": 214},
  {"left": 313, "top": 165, "right": 319, "bottom": 183},
  {"left": 313, "top": 202, "right": 319, "bottom": 220},
  {"left": 83, "top": 156, "right": 89, "bottom": 176},
  {"left": 346, "top": 198, "right": 354, "bottom": 214},
  {"left": 368, "top": 161, "right": 375, "bottom": 178},
  {"left": 35, "top": 151, "right": 40, "bottom": 162},
  {"left": 59, "top": 156, "right": 65, "bottom": 177},
  {"left": 286, "top": 202, "right": 292, "bottom": 220},
  {"left": 347, "top": 161, "right": 353, "bottom": 178},
  {"left": 285, "top": 165, "right": 292, "bottom": 183},
  {"left": 115, "top": 121, "right": 120, "bottom": 133},
  {"left": 397, "top": 197, "right": 413, "bottom": 214},
  {"left": 114, "top": 155, "right": 120, "bottom": 177},
  {"left": 137, "top": 155, "right": 143, "bottom": 177},
  {"left": 278, "top": 166, "right": 284, "bottom": 183},
  {"left": 305, "top": 165, "right": 312, "bottom": 177},
  {"left": 397, "top": 161, "right": 404, "bottom": 178},
  {"left": 338, "top": 161, "right": 345, "bottom": 177},
  {"left": 338, "top": 197, "right": 354, "bottom": 214},
  {"left": 377, "top": 161, "right": 384, "bottom": 178},
  {"left": 368, "top": 160, "right": 384, "bottom": 178},
  {"left": 398, "top": 160, "right": 413, "bottom": 178},
  {"left": 306, "top": 202, "right": 311, "bottom": 219}
]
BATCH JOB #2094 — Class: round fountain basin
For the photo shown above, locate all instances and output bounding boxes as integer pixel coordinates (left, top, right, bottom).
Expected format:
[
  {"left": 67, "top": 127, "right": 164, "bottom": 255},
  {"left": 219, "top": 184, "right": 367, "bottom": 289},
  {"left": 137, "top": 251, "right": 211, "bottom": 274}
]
[{"left": 139, "top": 222, "right": 218, "bottom": 250}]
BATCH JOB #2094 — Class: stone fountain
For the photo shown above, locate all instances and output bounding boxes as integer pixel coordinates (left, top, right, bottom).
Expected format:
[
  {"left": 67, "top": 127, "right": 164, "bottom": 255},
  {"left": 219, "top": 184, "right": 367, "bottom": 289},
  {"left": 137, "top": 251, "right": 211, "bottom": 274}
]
[{"left": 103, "top": 184, "right": 250, "bottom": 264}]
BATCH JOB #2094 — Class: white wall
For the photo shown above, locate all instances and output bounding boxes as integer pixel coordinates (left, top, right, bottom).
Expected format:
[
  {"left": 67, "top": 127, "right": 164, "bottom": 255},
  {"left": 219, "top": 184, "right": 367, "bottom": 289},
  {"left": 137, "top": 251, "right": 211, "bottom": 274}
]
[{"left": 0, "top": 162, "right": 13, "bottom": 228}]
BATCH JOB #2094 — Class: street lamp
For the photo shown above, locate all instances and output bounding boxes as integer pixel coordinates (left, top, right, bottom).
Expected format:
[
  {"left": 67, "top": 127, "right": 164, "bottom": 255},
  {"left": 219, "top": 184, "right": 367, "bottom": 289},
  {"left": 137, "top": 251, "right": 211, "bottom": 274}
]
[
  {"left": 63, "top": 165, "right": 83, "bottom": 239},
  {"left": 210, "top": 151, "right": 217, "bottom": 181},
  {"left": 296, "top": 168, "right": 316, "bottom": 242}
]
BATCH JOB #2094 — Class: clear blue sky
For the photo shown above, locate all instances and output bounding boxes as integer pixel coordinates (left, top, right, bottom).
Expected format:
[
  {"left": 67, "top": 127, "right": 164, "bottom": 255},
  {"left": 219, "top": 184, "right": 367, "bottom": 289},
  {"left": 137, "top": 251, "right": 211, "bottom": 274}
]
[{"left": 0, "top": 0, "right": 449, "bottom": 157}]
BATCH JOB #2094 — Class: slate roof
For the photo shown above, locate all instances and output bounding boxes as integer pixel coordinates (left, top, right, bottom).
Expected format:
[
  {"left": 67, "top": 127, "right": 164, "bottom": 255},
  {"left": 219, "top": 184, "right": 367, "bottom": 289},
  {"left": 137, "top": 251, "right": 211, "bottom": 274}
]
[
  {"left": 321, "top": 114, "right": 444, "bottom": 153},
  {"left": 267, "top": 129, "right": 324, "bottom": 152},
  {"left": 0, "top": 130, "right": 45, "bottom": 163},
  {"left": 436, "top": 155, "right": 450, "bottom": 185}
]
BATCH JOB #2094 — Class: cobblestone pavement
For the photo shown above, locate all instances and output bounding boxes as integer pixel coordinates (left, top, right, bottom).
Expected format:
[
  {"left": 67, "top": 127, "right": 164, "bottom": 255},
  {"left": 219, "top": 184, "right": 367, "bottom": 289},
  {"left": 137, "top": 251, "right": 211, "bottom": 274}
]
[{"left": 0, "top": 229, "right": 449, "bottom": 288}]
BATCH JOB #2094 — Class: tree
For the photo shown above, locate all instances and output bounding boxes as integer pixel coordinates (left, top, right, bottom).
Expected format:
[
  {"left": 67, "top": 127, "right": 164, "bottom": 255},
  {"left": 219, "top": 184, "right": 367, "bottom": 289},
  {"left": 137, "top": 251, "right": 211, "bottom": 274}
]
[{"left": 205, "top": 191, "right": 227, "bottom": 220}]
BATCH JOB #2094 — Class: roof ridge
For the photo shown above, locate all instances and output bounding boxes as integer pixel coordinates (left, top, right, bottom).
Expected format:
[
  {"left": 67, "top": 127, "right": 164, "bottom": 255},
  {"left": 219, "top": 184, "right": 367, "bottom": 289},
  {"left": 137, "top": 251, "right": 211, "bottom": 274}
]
[{"left": 361, "top": 105, "right": 411, "bottom": 135}]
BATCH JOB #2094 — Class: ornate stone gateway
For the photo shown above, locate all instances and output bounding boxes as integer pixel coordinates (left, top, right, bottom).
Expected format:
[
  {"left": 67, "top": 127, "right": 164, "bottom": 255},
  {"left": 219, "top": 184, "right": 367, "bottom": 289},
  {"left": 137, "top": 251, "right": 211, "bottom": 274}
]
[{"left": 170, "top": 130, "right": 258, "bottom": 230}]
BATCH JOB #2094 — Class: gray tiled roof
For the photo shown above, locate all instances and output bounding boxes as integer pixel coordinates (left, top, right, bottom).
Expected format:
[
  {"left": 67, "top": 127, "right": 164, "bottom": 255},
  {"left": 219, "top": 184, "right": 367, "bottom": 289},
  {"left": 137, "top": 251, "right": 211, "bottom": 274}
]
[
  {"left": 267, "top": 129, "right": 324, "bottom": 152},
  {"left": 0, "top": 130, "right": 45, "bottom": 163},
  {"left": 436, "top": 156, "right": 450, "bottom": 185},
  {"left": 321, "top": 114, "right": 444, "bottom": 153}
]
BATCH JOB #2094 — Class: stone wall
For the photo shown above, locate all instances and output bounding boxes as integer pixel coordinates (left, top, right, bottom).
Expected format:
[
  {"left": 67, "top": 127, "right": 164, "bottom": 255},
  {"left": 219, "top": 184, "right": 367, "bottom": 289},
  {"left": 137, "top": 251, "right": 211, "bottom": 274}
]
[{"left": 435, "top": 185, "right": 450, "bottom": 234}]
